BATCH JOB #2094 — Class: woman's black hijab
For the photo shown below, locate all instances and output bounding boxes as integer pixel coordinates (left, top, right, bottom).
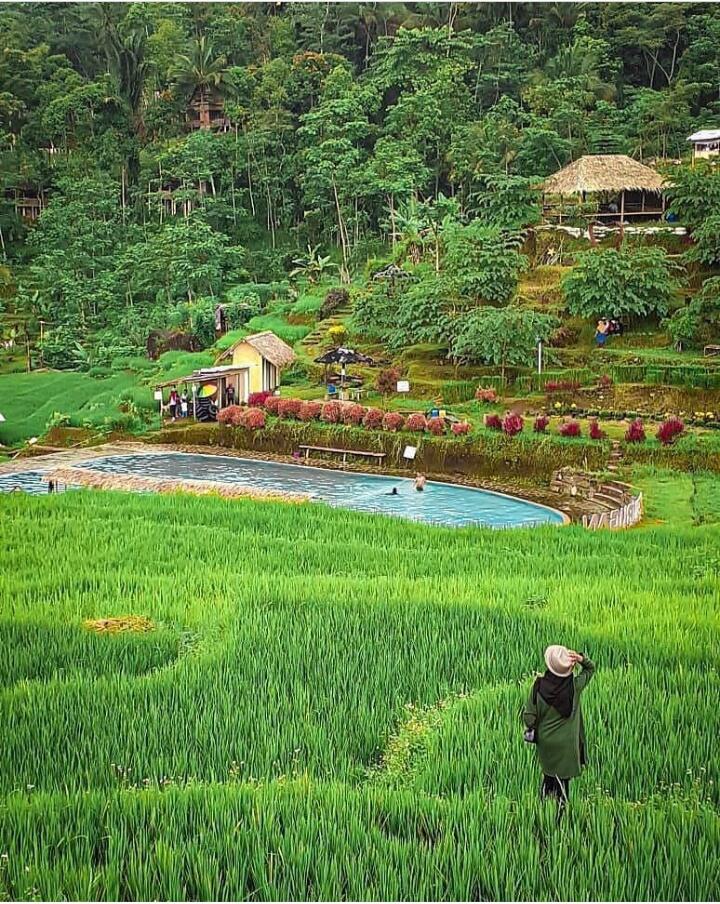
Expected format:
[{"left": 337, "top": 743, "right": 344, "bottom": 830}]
[{"left": 537, "top": 670, "right": 574, "bottom": 718}]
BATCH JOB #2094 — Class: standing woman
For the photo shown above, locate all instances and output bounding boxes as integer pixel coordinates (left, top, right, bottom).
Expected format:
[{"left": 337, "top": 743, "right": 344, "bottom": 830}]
[{"left": 523, "top": 645, "right": 595, "bottom": 806}]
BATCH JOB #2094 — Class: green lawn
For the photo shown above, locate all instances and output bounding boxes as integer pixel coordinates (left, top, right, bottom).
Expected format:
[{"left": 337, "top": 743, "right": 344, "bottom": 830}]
[{"left": 0, "top": 489, "right": 718, "bottom": 900}]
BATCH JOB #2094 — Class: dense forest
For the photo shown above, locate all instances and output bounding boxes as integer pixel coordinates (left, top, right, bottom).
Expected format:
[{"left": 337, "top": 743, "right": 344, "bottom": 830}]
[{"left": 1, "top": 2, "right": 720, "bottom": 369}]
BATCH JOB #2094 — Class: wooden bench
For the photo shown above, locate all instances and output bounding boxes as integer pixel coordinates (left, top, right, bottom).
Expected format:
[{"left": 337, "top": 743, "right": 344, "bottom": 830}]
[
  {"left": 704, "top": 345, "right": 720, "bottom": 357},
  {"left": 298, "top": 444, "right": 386, "bottom": 468}
]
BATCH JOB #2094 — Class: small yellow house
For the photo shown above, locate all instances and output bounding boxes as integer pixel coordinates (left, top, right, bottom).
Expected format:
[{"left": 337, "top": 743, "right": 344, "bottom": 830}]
[
  {"left": 215, "top": 331, "right": 296, "bottom": 400},
  {"left": 156, "top": 330, "right": 296, "bottom": 415}
]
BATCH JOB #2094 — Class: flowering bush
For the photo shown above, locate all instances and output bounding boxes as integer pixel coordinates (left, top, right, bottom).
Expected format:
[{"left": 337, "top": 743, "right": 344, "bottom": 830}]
[
  {"left": 589, "top": 418, "right": 605, "bottom": 440},
  {"left": 451, "top": 421, "right": 471, "bottom": 436},
  {"left": 475, "top": 386, "right": 498, "bottom": 403},
  {"left": 264, "top": 395, "right": 282, "bottom": 415},
  {"left": 320, "top": 401, "right": 342, "bottom": 423},
  {"left": 342, "top": 403, "right": 366, "bottom": 426},
  {"left": 217, "top": 405, "right": 244, "bottom": 427},
  {"left": 534, "top": 415, "right": 549, "bottom": 433},
  {"left": 362, "top": 407, "right": 384, "bottom": 429},
  {"left": 298, "top": 401, "right": 322, "bottom": 422},
  {"left": 545, "top": 380, "right": 580, "bottom": 392},
  {"left": 239, "top": 407, "right": 266, "bottom": 430},
  {"left": 625, "top": 418, "right": 646, "bottom": 443},
  {"left": 382, "top": 411, "right": 405, "bottom": 432},
  {"left": 485, "top": 413, "right": 502, "bottom": 431},
  {"left": 559, "top": 419, "right": 581, "bottom": 437},
  {"left": 277, "top": 398, "right": 302, "bottom": 419},
  {"left": 248, "top": 391, "right": 273, "bottom": 408},
  {"left": 427, "top": 416, "right": 445, "bottom": 436},
  {"left": 376, "top": 367, "right": 402, "bottom": 396},
  {"left": 405, "top": 413, "right": 427, "bottom": 432},
  {"left": 502, "top": 412, "right": 524, "bottom": 436},
  {"left": 656, "top": 416, "right": 685, "bottom": 445}
]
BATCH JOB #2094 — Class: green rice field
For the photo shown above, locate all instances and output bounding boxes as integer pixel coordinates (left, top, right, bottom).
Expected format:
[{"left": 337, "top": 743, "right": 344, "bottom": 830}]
[{"left": 1, "top": 489, "right": 719, "bottom": 900}]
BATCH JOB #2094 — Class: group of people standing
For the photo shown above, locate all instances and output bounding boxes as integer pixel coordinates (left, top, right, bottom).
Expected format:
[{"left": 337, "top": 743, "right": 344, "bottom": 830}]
[
  {"left": 595, "top": 317, "right": 623, "bottom": 347},
  {"left": 167, "top": 388, "right": 189, "bottom": 421}
]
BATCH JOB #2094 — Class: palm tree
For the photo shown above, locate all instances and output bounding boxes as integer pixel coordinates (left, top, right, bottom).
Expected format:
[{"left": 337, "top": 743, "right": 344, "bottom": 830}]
[{"left": 172, "top": 36, "right": 234, "bottom": 109}]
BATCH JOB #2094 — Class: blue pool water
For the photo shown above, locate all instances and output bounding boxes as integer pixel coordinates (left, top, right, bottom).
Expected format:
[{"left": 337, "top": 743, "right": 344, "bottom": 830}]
[{"left": 0, "top": 452, "right": 565, "bottom": 528}]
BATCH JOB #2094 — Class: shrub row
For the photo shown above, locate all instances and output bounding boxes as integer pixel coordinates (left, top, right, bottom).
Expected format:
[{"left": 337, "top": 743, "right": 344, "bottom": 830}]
[
  {"left": 484, "top": 412, "right": 685, "bottom": 445},
  {"left": 220, "top": 398, "right": 472, "bottom": 437}
]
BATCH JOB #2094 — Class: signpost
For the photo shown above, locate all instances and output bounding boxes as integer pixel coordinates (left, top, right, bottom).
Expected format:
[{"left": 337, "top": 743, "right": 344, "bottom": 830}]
[{"left": 397, "top": 380, "right": 410, "bottom": 393}]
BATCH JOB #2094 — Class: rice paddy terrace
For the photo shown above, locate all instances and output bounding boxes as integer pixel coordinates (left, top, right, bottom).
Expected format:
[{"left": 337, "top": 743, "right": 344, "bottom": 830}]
[{"left": 1, "top": 488, "right": 719, "bottom": 900}]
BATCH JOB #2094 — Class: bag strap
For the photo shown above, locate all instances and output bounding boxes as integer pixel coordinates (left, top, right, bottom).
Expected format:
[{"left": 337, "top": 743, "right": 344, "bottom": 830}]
[{"left": 532, "top": 676, "right": 541, "bottom": 705}]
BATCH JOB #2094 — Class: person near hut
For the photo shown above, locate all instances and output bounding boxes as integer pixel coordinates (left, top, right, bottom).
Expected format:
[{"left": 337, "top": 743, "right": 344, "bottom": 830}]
[
  {"left": 168, "top": 387, "right": 179, "bottom": 421},
  {"left": 523, "top": 645, "right": 596, "bottom": 809},
  {"left": 180, "top": 392, "right": 189, "bottom": 418},
  {"left": 226, "top": 383, "right": 235, "bottom": 406}
]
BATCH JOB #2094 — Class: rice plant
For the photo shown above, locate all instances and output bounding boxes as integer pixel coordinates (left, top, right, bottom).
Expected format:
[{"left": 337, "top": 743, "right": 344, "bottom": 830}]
[{"left": 0, "top": 488, "right": 718, "bottom": 900}]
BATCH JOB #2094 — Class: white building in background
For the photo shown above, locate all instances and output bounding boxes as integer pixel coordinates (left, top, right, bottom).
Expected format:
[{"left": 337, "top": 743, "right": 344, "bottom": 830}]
[{"left": 688, "top": 129, "right": 720, "bottom": 163}]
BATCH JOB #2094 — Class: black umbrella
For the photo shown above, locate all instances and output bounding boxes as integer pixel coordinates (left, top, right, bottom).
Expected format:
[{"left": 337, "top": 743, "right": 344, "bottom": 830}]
[{"left": 314, "top": 347, "right": 375, "bottom": 393}]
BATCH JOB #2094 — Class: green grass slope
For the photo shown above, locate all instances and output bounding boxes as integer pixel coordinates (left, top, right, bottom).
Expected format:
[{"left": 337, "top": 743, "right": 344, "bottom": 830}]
[{"left": 1, "top": 491, "right": 718, "bottom": 900}]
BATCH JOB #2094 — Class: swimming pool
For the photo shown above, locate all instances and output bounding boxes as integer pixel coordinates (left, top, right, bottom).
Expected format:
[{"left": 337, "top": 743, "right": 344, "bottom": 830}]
[{"left": 0, "top": 451, "right": 564, "bottom": 528}]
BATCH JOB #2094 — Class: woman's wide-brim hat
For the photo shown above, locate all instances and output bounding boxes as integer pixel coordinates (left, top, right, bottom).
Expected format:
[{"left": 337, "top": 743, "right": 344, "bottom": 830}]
[{"left": 544, "top": 644, "right": 574, "bottom": 677}]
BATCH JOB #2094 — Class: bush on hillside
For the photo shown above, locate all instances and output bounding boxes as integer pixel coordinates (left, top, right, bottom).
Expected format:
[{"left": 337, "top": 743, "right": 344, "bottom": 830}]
[
  {"left": 534, "top": 414, "right": 549, "bottom": 433},
  {"left": 559, "top": 419, "right": 581, "bottom": 437},
  {"left": 625, "top": 418, "right": 646, "bottom": 443},
  {"left": 239, "top": 407, "right": 266, "bottom": 430},
  {"left": 362, "top": 407, "right": 384, "bottom": 429},
  {"left": 218, "top": 405, "right": 244, "bottom": 427},
  {"left": 264, "top": 395, "right": 282, "bottom": 415},
  {"left": 342, "top": 403, "right": 366, "bottom": 426},
  {"left": 485, "top": 413, "right": 502, "bottom": 430},
  {"left": 278, "top": 398, "right": 303, "bottom": 420},
  {"left": 320, "top": 401, "right": 342, "bottom": 423},
  {"left": 427, "top": 416, "right": 445, "bottom": 436},
  {"left": 502, "top": 412, "right": 524, "bottom": 436},
  {"left": 382, "top": 411, "right": 405, "bottom": 432},
  {"left": 248, "top": 391, "right": 272, "bottom": 407},
  {"left": 298, "top": 401, "right": 322, "bottom": 422},
  {"left": 405, "top": 413, "right": 427, "bottom": 432},
  {"left": 657, "top": 416, "right": 685, "bottom": 445},
  {"left": 475, "top": 386, "right": 498, "bottom": 403},
  {"left": 451, "top": 421, "right": 471, "bottom": 436}
]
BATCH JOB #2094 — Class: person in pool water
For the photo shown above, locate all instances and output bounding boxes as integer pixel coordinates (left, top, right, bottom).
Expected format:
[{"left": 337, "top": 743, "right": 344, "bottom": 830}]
[
  {"left": 523, "top": 645, "right": 596, "bottom": 808},
  {"left": 385, "top": 487, "right": 399, "bottom": 496},
  {"left": 414, "top": 473, "right": 426, "bottom": 492}
]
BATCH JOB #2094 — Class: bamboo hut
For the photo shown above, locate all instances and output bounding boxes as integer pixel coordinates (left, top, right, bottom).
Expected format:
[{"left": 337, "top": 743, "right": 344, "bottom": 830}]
[{"left": 542, "top": 155, "right": 665, "bottom": 235}]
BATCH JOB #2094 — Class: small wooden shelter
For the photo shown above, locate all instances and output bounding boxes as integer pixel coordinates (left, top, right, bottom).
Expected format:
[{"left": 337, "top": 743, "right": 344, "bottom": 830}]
[
  {"left": 187, "top": 87, "right": 230, "bottom": 132},
  {"left": 542, "top": 155, "right": 665, "bottom": 230}
]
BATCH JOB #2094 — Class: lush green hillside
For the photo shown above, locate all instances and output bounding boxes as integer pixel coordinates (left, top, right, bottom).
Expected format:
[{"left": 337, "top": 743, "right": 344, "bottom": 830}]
[{"left": 1, "top": 489, "right": 718, "bottom": 899}]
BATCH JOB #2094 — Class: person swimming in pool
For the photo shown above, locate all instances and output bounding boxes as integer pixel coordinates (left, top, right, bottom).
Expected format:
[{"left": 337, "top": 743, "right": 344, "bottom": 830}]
[
  {"left": 414, "top": 473, "right": 426, "bottom": 492},
  {"left": 385, "top": 487, "right": 399, "bottom": 495}
]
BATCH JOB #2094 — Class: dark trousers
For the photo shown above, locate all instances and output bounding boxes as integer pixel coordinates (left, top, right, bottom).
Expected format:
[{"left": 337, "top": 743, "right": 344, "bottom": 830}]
[{"left": 541, "top": 774, "right": 570, "bottom": 805}]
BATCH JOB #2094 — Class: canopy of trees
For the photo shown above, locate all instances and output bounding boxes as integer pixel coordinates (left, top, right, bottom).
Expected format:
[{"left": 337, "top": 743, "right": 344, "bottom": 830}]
[{"left": 0, "top": 3, "right": 718, "bottom": 363}]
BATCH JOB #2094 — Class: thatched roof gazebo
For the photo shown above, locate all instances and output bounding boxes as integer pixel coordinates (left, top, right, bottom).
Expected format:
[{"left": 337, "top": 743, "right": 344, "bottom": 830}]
[{"left": 542, "top": 155, "right": 665, "bottom": 234}]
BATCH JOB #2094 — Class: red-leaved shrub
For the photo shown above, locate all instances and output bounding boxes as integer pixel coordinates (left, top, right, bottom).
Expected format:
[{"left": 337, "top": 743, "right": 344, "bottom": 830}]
[
  {"left": 405, "top": 413, "right": 427, "bottom": 433},
  {"left": 656, "top": 416, "right": 684, "bottom": 445},
  {"left": 342, "top": 403, "right": 366, "bottom": 426},
  {"left": 598, "top": 374, "right": 613, "bottom": 389},
  {"left": 277, "top": 398, "right": 302, "bottom": 420},
  {"left": 559, "top": 419, "right": 581, "bottom": 437},
  {"left": 248, "top": 391, "right": 272, "bottom": 408},
  {"left": 427, "top": 416, "right": 445, "bottom": 436},
  {"left": 320, "top": 401, "right": 342, "bottom": 423},
  {"left": 382, "top": 411, "right": 405, "bottom": 432},
  {"left": 534, "top": 414, "right": 549, "bottom": 433},
  {"left": 264, "top": 395, "right": 282, "bottom": 415},
  {"left": 239, "top": 407, "right": 266, "bottom": 430},
  {"left": 589, "top": 419, "right": 605, "bottom": 440},
  {"left": 625, "top": 418, "right": 646, "bottom": 443},
  {"left": 217, "top": 405, "right": 244, "bottom": 426},
  {"left": 475, "top": 386, "right": 498, "bottom": 403},
  {"left": 485, "top": 413, "right": 502, "bottom": 430},
  {"left": 451, "top": 421, "right": 471, "bottom": 436},
  {"left": 298, "top": 401, "right": 322, "bottom": 422},
  {"left": 362, "top": 407, "right": 384, "bottom": 429},
  {"left": 502, "top": 412, "right": 524, "bottom": 436}
]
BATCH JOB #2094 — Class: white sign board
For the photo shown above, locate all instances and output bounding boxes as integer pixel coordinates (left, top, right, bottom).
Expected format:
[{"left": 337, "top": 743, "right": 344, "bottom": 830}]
[
  {"left": 0, "top": 411, "right": 5, "bottom": 422},
  {"left": 154, "top": 390, "right": 163, "bottom": 401},
  {"left": 397, "top": 380, "right": 410, "bottom": 393},
  {"left": 403, "top": 445, "right": 417, "bottom": 460}
]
